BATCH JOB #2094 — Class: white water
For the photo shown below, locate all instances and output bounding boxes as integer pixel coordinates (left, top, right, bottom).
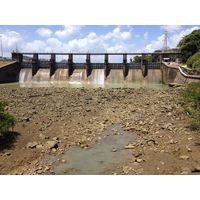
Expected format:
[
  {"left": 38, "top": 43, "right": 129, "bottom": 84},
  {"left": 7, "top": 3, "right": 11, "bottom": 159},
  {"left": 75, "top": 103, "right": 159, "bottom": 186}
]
[{"left": 3, "top": 68, "right": 168, "bottom": 89}]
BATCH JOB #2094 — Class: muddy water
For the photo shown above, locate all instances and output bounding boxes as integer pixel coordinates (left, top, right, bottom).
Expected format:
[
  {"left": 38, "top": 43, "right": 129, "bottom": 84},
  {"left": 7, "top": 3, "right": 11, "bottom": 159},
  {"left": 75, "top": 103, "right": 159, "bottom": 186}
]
[{"left": 52, "top": 124, "right": 137, "bottom": 175}]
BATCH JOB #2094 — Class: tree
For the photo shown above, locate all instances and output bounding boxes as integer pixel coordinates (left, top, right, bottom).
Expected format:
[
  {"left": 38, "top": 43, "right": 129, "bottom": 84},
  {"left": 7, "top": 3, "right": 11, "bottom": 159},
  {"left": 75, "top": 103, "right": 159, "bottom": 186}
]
[
  {"left": 0, "top": 101, "right": 16, "bottom": 137},
  {"left": 186, "top": 51, "right": 200, "bottom": 74},
  {"left": 177, "top": 29, "right": 200, "bottom": 63},
  {"left": 131, "top": 56, "right": 141, "bottom": 63}
]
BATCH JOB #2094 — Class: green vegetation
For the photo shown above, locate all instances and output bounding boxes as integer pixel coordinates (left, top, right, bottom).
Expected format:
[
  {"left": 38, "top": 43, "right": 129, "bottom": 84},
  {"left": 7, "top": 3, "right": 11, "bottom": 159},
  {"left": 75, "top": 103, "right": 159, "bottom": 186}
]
[
  {"left": 177, "top": 29, "right": 200, "bottom": 62},
  {"left": 186, "top": 51, "right": 200, "bottom": 74},
  {"left": 181, "top": 82, "right": 200, "bottom": 131},
  {"left": 130, "top": 50, "right": 162, "bottom": 63},
  {"left": 0, "top": 101, "right": 16, "bottom": 137}
]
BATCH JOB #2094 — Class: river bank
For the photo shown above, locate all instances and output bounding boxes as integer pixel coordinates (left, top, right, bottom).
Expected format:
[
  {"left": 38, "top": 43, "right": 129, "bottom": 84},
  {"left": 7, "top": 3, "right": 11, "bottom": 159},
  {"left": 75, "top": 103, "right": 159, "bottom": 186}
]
[{"left": 0, "top": 86, "right": 200, "bottom": 175}]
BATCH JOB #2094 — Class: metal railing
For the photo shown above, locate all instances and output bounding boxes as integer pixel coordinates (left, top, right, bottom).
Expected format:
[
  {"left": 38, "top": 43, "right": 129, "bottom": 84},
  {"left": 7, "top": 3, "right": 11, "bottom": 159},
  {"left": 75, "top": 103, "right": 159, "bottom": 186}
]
[{"left": 21, "top": 61, "right": 161, "bottom": 69}]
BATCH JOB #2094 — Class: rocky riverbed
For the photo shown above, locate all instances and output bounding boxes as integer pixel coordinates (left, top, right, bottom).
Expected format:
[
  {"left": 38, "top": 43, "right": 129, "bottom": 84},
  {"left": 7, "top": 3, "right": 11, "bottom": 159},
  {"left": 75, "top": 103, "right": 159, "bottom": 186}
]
[{"left": 0, "top": 86, "right": 200, "bottom": 175}]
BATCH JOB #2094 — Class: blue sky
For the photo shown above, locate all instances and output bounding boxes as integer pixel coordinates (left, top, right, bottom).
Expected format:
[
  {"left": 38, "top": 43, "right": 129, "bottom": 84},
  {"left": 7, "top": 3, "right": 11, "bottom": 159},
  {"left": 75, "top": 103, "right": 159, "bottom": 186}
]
[{"left": 0, "top": 25, "right": 199, "bottom": 62}]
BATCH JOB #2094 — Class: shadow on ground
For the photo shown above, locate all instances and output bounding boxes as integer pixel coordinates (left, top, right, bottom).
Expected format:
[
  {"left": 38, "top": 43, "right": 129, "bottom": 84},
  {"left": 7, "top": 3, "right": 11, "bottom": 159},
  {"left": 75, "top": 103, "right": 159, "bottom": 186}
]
[{"left": 0, "top": 131, "right": 21, "bottom": 151}]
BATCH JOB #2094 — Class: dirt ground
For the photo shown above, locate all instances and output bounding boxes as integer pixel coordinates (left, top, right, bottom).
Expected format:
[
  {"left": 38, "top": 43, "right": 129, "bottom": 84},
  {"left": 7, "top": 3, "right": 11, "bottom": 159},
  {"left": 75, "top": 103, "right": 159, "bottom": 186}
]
[{"left": 0, "top": 86, "right": 200, "bottom": 175}]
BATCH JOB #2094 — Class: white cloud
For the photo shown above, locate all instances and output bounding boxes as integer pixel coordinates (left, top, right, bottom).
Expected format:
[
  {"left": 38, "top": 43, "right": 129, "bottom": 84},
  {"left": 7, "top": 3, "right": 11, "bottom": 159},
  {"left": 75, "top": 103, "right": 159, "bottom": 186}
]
[
  {"left": 46, "top": 38, "right": 62, "bottom": 49},
  {"left": 0, "top": 30, "right": 23, "bottom": 55},
  {"left": 102, "top": 27, "right": 131, "bottom": 41},
  {"left": 143, "top": 32, "right": 148, "bottom": 40},
  {"left": 160, "top": 25, "right": 182, "bottom": 33},
  {"left": 144, "top": 35, "right": 164, "bottom": 52},
  {"left": 170, "top": 26, "right": 200, "bottom": 47},
  {"left": 55, "top": 25, "right": 82, "bottom": 39},
  {"left": 36, "top": 28, "right": 52, "bottom": 37},
  {"left": 23, "top": 40, "right": 47, "bottom": 52}
]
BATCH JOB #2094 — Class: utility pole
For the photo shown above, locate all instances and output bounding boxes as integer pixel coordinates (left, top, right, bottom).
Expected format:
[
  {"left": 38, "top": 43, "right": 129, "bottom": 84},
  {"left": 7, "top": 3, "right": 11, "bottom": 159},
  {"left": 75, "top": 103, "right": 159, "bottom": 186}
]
[{"left": 0, "top": 35, "right": 3, "bottom": 58}]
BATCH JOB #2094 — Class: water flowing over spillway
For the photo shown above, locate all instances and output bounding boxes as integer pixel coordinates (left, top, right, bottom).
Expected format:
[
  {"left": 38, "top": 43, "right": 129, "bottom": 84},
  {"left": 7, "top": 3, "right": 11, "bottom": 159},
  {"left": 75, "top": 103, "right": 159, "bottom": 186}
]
[
  {"left": 19, "top": 69, "right": 32, "bottom": 82},
  {"left": 18, "top": 68, "right": 163, "bottom": 87}
]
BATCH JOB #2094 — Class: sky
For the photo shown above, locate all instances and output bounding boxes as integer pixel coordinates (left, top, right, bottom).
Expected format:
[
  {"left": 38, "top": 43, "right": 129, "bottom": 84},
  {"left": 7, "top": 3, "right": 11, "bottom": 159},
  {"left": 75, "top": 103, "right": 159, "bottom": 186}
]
[{"left": 0, "top": 25, "right": 199, "bottom": 62}]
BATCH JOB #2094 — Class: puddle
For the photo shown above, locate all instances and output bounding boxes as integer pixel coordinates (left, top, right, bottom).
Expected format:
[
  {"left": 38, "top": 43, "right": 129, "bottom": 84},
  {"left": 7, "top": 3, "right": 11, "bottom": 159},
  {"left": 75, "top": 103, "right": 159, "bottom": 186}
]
[{"left": 51, "top": 124, "right": 137, "bottom": 175}]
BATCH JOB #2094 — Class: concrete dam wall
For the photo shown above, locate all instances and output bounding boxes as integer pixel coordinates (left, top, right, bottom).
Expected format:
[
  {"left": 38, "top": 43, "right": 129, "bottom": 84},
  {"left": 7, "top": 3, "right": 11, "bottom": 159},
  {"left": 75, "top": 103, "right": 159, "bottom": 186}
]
[
  {"left": 2, "top": 60, "right": 200, "bottom": 86},
  {"left": 18, "top": 68, "right": 163, "bottom": 85}
]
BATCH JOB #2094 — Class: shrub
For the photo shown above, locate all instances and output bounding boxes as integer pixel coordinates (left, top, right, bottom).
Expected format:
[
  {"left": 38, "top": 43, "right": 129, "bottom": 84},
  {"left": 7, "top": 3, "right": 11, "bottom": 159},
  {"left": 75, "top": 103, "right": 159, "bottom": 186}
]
[
  {"left": 186, "top": 52, "right": 200, "bottom": 74},
  {"left": 0, "top": 101, "right": 16, "bottom": 137},
  {"left": 181, "top": 82, "right": 200, "bottom": 131}
]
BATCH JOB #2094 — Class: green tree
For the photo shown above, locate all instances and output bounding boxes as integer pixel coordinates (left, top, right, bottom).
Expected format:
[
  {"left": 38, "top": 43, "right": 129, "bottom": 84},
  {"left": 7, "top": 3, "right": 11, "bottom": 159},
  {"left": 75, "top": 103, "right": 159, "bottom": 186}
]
[
  {"left": 177, "top": 29, "right": 200, "bottom": 63},
  {"left": 0, "top": 101, "right": 16, "bottom": 137},
  {"left": 132, "top": 56, "right": 141, "bottom": 63},
  {"left": 186, "top": 51, "right": 200, "bottom": 74}
]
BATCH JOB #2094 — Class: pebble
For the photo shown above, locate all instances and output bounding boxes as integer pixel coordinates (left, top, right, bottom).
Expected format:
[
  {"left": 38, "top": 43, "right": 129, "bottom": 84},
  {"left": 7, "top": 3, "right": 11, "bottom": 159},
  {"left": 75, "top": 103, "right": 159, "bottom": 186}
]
[{"left": 179, "top": 155, "right": 189, "bottom": 160}]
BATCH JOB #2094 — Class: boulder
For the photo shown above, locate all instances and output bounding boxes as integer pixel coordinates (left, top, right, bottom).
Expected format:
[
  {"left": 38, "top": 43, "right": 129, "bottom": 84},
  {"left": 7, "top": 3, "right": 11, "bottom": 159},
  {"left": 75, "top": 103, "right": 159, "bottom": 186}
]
[
  {"left": 45, "top": 141, "right": 58, "bottom": 149},
  {"left": 27, "top": 141, "right": 38, "bottom": 148}
]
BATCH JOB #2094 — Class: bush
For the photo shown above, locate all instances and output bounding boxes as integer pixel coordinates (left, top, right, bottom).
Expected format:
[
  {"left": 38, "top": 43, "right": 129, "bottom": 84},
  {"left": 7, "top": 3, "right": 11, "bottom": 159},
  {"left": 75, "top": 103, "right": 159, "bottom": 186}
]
[
  {"left": 0, "top": 101, "right": 16, "bottom": 137},
  {"left": 181, "top": 82, "right": 200, "bottom": 131},
  {"left": 186, "top": 52, "right": 200, "bottom": 74}
]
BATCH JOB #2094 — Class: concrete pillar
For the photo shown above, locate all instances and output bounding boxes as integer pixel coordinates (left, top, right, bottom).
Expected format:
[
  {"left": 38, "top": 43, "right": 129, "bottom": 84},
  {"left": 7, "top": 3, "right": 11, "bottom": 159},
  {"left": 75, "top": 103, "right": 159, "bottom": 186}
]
[
  {"left": 141, "top": 54, "right": 148, "bottom": 77},
  {"left": 12, "top": 53, "right": 23, "bottom": 68},
  {"left": 68, "top": 53, "right": 74, "bottom": 77},
  {"left": 86, "top": 54, "right": 92, "bottom": 77},
  {"left": 50, "top": 53, "right": 56, "bottom": 76},
  {"left": 32, "top": 53, "right": 39, "bottom": 76},
  {"left": 104, "top": 53, "right": 110, "bottom": 77},
  {"left": 123, "top": 53, "right": 128, "bottom": 78}
]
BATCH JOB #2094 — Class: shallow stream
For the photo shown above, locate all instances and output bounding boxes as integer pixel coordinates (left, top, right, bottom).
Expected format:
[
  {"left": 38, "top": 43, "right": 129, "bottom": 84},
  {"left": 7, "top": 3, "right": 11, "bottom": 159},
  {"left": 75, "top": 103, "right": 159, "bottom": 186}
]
[{"left": 51, "top": 124, "right": 137, "bottom": 175}]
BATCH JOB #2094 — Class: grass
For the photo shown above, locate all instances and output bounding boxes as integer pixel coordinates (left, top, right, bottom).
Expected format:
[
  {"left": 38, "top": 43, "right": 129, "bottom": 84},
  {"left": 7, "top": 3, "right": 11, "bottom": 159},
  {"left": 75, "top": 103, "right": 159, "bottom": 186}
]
[{"left": 180, "top": 82, "right": 200, "bottom": 132}]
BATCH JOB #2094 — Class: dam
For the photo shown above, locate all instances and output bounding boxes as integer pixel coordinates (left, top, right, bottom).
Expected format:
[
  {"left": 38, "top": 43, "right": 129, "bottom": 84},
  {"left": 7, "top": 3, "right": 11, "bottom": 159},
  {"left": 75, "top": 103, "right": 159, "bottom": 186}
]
[{"left": 2, "top": 51, "right": 198, "bottom": 87}]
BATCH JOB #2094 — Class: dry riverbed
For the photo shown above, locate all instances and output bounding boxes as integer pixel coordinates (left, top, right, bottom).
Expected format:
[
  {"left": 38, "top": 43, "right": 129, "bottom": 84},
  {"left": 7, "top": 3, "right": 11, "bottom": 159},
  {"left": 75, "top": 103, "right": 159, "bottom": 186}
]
[{"left": 0, "top": 86, "right": 200, "bottom": 175}]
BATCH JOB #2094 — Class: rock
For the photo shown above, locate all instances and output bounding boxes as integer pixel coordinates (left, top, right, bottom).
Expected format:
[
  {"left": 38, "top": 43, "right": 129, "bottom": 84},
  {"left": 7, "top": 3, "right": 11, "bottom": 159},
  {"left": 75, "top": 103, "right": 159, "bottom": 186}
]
[
  {"left": 136, "top": 158, "right": 143, "bottom": 163},
  {"left": 36, "top": 144, "right": 44, "bottom": 149},
  {"left": 124, "top": 145, "right": 135, "bottom": 149},
  {"left": 39, "top": 133, "right": 49, "bottom": 140},
  {"left": 179, "top": 155, "right": 189, "bottom": 160},
  {"left": 161, "top": 105, "right": 172, "bottom": 111},
  {"left": 4, "top": 152, "right": 11, "bottom": 156},
  {"left": 52, "top": 137, "right": 59, "bottom": 141},
  {"left": 45, "top": 141, "right": 58, "bottom": 149},
  {"left": 123, "top": 166, "right": 131, "bottom": 174},
  {"left": 186, "top": 147, "right": 192, "bottom": 152},
  {"left": 27, "top": 141, "right": 38, "bottom": 148},
  {"left": 181, "top": 167, "right": 191, "bottom": 174},
  {"left": 141, "top": 128, "right": 148, "bottom": 134},
  {"left": 112, "top": 149, "right": 117, "bottom": 152},
  {"left": 192, "top": 166, "right": 200, "bottom": 172}
]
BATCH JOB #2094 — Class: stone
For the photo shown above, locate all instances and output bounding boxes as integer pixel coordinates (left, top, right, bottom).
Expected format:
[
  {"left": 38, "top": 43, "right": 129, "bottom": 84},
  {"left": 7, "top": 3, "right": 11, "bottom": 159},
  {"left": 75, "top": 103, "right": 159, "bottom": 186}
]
[
  {"left": 39, "top": 133, "right": 49, "bottom": 140},
  {"left": 136, "top": 158, "right": 143, "bottom": 163},
  {"left": 123, "top": 166, "right": 131, "bottom": 174},
  {"left": 181, "top": 167, "right": 191, "bottom": 174},
  {"left": 192, "top": 166, "right": 200, "bottom": 172},
  {"left": 179, "top": 155, "right": 189, "bottom": 160},
  {"left": 112, "top": 149, "right": 117, "bottom": 152},
  {"left": 141, "top": 128, "right": 148, "bottom": 134},
  {"left": 45, "top": 141, "right": 58, "bottom": 149},
  {"left": 27, "top": 141, "right": 38, "bottom": 148},
  {"left": 124, "top": 145, "right": 135, "bottom": 149},
  {"left": 52, "top": 137, "right": 59, "bottom": 141},
  {"left": 4, "top": 152, "right": 11, "bottom": 156}
]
